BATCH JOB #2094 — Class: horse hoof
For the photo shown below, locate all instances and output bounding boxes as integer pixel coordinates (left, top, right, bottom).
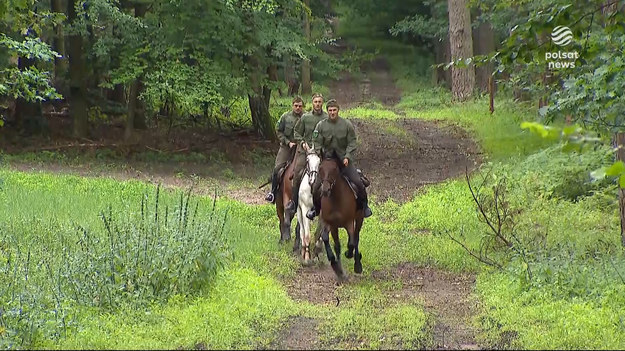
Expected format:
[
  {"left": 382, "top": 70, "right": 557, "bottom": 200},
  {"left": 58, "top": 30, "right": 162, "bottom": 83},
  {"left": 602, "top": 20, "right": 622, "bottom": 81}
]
[
  {"left": 354, "top": 262, "right": 363, "bottom": 274},
  {"left": 345, "top": 250, "right": 353, "bottom": 259}
]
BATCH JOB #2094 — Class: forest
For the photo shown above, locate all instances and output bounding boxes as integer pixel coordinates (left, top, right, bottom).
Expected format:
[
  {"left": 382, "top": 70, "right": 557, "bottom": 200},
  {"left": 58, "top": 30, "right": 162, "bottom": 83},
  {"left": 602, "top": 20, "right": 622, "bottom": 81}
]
[{"left": 1, "top": 0, "right": 625, "bottom": 349}]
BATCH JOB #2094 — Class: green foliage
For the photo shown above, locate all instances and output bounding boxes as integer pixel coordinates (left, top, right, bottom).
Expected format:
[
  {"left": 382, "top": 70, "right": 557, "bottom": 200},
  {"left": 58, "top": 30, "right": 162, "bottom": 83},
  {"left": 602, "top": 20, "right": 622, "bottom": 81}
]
[
  {"left": 389, "top": 0, "right": 448, "bottom": 40},
  {"left": 0, "top": 36, "right": 61, "bottom": 102},
  {"left": 408, "top": 99, "right": 556, "bottom": 160},
  {"left": 512, "top": 144, "right": 613, "bottom": 201},
  {"left": 49, "top": 268, "right": 297, "bottom": 350},
  {"left": 477, "top": 0, "right": 625, "bottom": 135},
  {"left": 344, "top": 103, "right": 402, "bottom": 120},
  {"left": 477, "top": 263, "right": 625, "bottom": 349},
  {"left": 0, "top": 172, "right": 235, "bottom": 348}
]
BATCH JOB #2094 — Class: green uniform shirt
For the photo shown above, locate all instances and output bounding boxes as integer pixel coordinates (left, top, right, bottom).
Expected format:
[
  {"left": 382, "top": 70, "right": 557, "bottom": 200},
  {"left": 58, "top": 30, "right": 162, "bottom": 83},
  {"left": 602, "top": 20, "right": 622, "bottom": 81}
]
[
  {"left": 294, "top": 110, "right": 329, "bottom": 146},
  {"left": 275, "top": 110, "right": 302, "bottom": 146},
  {"left": 312, "top": 116, "right": 357, "bottom": 162}
]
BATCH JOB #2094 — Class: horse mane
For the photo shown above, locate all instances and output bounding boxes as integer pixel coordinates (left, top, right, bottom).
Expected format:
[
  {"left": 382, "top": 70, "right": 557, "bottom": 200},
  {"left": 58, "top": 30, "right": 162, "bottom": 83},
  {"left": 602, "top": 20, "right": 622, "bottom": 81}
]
[{"left": 322, "top": 151, "right": 341, "bottom": 165}]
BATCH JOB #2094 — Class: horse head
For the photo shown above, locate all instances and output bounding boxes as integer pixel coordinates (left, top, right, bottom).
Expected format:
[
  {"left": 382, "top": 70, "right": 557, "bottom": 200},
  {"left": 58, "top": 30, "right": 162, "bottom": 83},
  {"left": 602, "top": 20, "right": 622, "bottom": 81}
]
[
  {"left": 319, "top": 156, "right": 340, "bottom": 197},
  {"left": 305, "top": 145, "right": 321, "bottom": 186}
]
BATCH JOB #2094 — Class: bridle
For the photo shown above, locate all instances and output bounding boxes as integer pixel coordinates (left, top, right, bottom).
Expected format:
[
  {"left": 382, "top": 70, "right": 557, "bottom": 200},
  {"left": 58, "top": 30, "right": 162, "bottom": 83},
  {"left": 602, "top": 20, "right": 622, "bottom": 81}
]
[
  {"left": 321, "top": 176, "right": 336, "bottom": 197},
  {"left": 305, "top": 161, "right": 318, "bottom": 186},
  {"left": 304, "top": 149, "right": 319, "bottom": 186},
  {"left": 320, "top": 157, "right": 338, "bottom": 197}
]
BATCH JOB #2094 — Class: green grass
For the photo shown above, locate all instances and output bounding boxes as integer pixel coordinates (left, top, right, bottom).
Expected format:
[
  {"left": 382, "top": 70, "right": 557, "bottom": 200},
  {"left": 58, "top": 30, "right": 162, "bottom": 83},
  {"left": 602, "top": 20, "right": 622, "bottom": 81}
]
[
  {"left": 0, "top": 168, "right": 300, "bottom": 349},
  {"left": 313, "top": 282, "right": 431, "bottom": 349},
  {"left": 45, "top": 268, "right": 297, "bottom": 350}
]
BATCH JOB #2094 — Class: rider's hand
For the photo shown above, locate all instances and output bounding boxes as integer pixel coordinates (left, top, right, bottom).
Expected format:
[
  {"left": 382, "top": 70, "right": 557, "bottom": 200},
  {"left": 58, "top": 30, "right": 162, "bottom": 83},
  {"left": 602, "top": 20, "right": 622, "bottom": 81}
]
[
  {"left": 303, "top": 142, "right": 309, "bottom": 151},
  {"left": 343, "top": 158, "right": 349, "bottom": 166},
  {"left": 289, "top": 142, "right": 296, "bottom": 148}
]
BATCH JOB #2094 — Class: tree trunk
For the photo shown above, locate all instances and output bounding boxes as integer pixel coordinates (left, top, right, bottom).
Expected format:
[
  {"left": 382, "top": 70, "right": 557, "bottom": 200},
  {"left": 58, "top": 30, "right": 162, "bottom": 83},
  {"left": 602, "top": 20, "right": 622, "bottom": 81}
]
[
  {"left": 125, "top": 81, "right": 138, "bottom": 141},
  {"left": 249, "top": 93, "right": 276, "bottom": 140},
  {"left": 616, "top": 132, "right": 625, "bottom": 247},
  {"left": 14, "top": 56, "right": 42, "bottom": 133},
  {"left": 285, "top": 56, "right": 299, "bottom": 96},
  {"left": 67, "top": 0, "right": 89, "bottom": 138},
  {"left": 432, "top": 3, "right": 451, "bottom": 88},
  {"left": 248, "top": 54, "right": 277, "bottom": 140},
  {"left": 433, "top": 36, "right": 452, "bottom": 87},
  {"left": 51, "top": 0, "right": 68, "bottom": 93},
  {"left": 473, "top": 10, "right": 494, "bottom": 93},
  {"left": 301, "top": 0, "right": 312, "bottom": 95},
  {"left": 133, "top": 1, "right": 147, "bottom": 130},
  {"left": 448, "top": 0, "right": 475, "bottom": 101}
]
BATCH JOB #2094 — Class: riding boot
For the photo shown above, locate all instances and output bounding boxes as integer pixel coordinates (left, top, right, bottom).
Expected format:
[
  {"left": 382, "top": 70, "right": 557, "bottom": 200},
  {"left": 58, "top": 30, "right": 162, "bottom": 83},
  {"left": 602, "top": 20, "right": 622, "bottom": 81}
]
[
  {"left": 306, "top": 198, "right": 320, "bottom": 220},
  {"left": 306, "top": 186, "right": 321, "bottom": 220},
  {"left": 360, "top": 190, "right": 372, "bottom": 218},
  {"left": 265, "top": 170, "right": 279, "bottom": 203}
]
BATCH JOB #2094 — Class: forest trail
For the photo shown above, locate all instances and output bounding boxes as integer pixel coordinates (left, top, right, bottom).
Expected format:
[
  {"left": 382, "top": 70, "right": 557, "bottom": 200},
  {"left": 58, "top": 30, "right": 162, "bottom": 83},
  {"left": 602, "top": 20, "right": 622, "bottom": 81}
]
[{"left": 270, "top": 48, "right": 483, "bottom": 349}]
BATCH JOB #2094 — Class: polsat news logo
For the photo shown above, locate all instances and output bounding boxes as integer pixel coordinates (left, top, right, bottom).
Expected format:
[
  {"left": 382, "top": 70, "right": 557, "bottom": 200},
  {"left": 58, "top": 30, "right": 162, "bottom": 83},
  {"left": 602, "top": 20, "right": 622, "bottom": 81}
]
[{"left": 546, "top": 25, "right": 579, "bottom": 69}]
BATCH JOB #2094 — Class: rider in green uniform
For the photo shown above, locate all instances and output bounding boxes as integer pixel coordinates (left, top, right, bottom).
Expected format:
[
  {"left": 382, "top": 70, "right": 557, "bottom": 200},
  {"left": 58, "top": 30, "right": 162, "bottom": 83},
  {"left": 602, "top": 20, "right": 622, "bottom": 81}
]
[
  {"left": 265, "top": 96, "right": 304, "bottom": 203},
  {"left": 285, "top": 93, "right": 328, "bottom": 213},
  {"left": 306, "top": 99, "right": 372, "bottom": 219}
]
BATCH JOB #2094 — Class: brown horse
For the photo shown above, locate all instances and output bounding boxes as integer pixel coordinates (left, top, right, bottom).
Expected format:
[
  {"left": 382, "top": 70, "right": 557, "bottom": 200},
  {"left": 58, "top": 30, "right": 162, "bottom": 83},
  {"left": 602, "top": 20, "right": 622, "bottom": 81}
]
[
  {"left": 275, "top": 147, "right": 300, "bottom": 250},
  {"left": 317, "top": 156, "right": 364, "bottom": 280}
]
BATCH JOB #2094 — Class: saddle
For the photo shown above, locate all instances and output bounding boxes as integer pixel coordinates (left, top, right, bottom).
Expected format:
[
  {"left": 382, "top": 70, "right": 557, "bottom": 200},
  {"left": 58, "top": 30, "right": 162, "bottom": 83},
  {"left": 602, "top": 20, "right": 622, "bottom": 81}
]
[
  {"left": 321, "top": 153, "right": 370, "bottom": 198},
  {"left": 277, "top": 160, "right": 291, "bottom": 184},
  {"left": 277, "top": 147, "right": 298, "bottom": 185},
  {"left": 343, "top": 169, "right": 370, "bottom": 199}
]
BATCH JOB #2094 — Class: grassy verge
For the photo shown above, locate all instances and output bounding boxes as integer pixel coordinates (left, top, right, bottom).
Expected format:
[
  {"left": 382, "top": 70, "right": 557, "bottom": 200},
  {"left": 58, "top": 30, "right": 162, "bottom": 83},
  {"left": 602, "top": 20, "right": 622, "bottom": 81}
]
[
  {"left": 0, "top": 169, "right": 299, "bottom": 349},
  {"left": 334, "top": 20, "right": 625, "bottom": 346}
]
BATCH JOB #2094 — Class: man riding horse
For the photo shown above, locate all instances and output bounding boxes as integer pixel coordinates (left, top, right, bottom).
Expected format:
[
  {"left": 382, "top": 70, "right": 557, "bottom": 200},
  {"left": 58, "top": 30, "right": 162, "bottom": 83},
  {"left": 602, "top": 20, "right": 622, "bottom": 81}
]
[
  {"left": 285, "top": 93, "right": 328, "bottom": 213},
  {"left": 265, "top": 96, "right": 304, "bottom": 203},
  {"left": 306, "top": 99, "right": 373, "bottom": 220}
]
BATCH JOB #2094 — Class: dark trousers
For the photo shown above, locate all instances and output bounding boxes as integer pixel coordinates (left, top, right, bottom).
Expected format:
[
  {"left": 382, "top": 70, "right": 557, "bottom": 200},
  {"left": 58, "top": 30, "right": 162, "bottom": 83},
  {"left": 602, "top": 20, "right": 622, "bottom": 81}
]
[
  {"left": 342, "top": 163, "right": 368, "bottom": 208},
  {"left": 270, "top": 145, "right": 294, "bottom": 194}
]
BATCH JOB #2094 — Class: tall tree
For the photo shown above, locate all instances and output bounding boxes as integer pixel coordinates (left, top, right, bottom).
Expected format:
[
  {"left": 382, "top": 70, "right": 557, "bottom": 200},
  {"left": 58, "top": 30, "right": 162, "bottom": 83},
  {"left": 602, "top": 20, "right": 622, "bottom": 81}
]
[
  {"left": 448, "top": 0, "right": 474, "bottom": 101},
  {"left": 301, "top": 0, "right": 312, "bottom": 95},
  {"left": 51, "top": 0, "right": 68, "bottom": 92},
  {"left": 67, "top": 0, "right": 89, "bottom": 137},
  {"left": 473, "top": 8, "right": 494, "bottom": 93}
]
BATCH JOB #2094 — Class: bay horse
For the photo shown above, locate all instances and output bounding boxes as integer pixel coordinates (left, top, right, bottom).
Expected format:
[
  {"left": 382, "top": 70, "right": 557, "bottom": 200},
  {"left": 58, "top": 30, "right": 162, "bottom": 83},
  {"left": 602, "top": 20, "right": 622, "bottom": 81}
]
[
  {"left": 295, "top": 146, "right": 321, "bottom": 265},
  {"left": 317, "top": 156, "right": 364, "bottom": 280},
  {"left": 275, "top": 146, "right": 300, "bottom": 250}
]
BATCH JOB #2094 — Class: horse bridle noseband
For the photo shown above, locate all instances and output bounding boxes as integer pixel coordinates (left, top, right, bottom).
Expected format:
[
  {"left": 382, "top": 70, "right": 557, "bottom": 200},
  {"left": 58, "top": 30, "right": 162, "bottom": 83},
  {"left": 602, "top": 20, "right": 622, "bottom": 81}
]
[
  {"left": 321, "top": 176, "right": 336, "bottom": 196},
  {"left": 305, "top": 153, "right": 318, "bottom": 186}
]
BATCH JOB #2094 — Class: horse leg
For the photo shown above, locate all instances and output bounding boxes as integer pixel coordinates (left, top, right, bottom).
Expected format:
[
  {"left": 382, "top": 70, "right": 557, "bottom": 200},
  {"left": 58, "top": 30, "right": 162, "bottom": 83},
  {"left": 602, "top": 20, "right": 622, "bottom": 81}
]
[
  {"left": 353, "top": 216, "right": 364, "bottom": 274},
  {"left": 312, "top": 222, "right": 323, "bottom": 259},
  {"left": 277, "top": 198, "right": 287, "bottom": 244},
  {"left": 300, "top": 206, "right": 312, "bottom": 265},
  {"left": 294, "top": 209, "right": 302, "bottom": 254},
  {"left": 321, "top": 224, "right": 336, "bottom": 268},
  {"left": 281, "top": 202, "right": 292, "bottom": 242},
  {"left": 322, "top": 224, "right": 343, "bottom": 280},
  {"left": 345, "top": 219, "right": 355, "bottom": 259},
  {"left": 330, "top": 227, "right": 346, "bottom": 280}
]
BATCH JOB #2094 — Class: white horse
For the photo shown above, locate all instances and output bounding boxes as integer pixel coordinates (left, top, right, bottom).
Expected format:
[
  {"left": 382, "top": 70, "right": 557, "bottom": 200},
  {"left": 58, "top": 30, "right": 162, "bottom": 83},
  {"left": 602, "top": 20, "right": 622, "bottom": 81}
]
[{"left": 296, "top": 145, "right": 321, "bottom": 265}]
